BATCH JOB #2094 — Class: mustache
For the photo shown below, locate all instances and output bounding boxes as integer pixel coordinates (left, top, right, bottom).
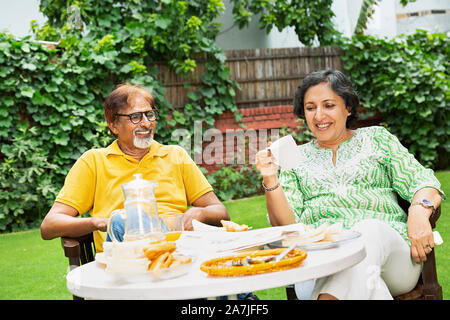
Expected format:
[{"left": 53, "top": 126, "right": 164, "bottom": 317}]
[{"left": 133, "top": 127, "right": 153, "bottom": 135}]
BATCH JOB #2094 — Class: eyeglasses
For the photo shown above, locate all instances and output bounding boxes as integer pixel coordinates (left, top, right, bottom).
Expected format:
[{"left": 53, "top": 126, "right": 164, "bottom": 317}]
[{"left": 115, "top": 110, "right": 158, "bottom": 124}]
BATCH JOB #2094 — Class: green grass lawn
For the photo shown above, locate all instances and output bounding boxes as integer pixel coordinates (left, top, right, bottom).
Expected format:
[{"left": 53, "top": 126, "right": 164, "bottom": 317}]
[{"left": 0, "top": 171, "right": 449, "bottom": 300}]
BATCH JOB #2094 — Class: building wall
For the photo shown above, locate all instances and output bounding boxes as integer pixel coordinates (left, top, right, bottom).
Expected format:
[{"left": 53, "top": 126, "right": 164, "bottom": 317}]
[
  {"left": 2, "top": 1, "right": 448, "bottom": 43},
  {"left": 395, "top": 0, "right": 450, "bottom": 35},
  {"left": 0, "top": 0, "right": 46, "bottom": 37},
  {"left": 215, "top": 0, "right": 449, "bottom": 50}
]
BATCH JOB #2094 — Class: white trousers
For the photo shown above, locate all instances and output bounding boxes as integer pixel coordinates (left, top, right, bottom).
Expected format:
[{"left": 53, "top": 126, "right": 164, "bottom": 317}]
[{"left": 296, "top": 219, "right": 422, "bottom": 300}]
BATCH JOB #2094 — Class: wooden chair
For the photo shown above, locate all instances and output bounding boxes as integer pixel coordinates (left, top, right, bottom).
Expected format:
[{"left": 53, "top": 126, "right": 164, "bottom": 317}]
[
  {"left": 285, "top": 197, "right": 443, "bottom": 300},
  {"left": 61, "top": 233, "right": 96, "bottom": 300}
]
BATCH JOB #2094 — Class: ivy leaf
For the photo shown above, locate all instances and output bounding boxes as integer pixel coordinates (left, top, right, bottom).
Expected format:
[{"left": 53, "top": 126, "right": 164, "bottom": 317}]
[
  {"left": 92, "top": 54, "right": 109, "bottom": 64},
  {"left": 0, "top": 106, "right": 8, "bottom": 117},
  {"left": 218, "top": 67, "right": 230, "bottom": 80},
  {"left": 419, "top": 108, "right": 432, "bottom": 118},
  {"left": 187, "top": 91, "right": 199, "bottom": 101},
  {"left": 60, "top": 119, "right": 72, "bottom": 131},
  {"left": 53, "top": 133, "right": 70, "bottom": 146},
  {"left": 0, "top": 42, "right": 11, "bottom": 54},
  {"left": 20, "top": 86, "right": 35, "bottom": 98},
  {"left": 21, "top": 43, "right": 30, "bottom": 53},
  {"left": 22, "top": 63, "right": 37, "bottom": 71},
  {"left": 3, "top": 96, "right": 14, "bottom": 107},
  {"left": 414, "top": 96, "right": 426, "bottom": 103},
  {"left": 125, "top": 21, "right": 146, "bottom": 37},
  {"left": 45, "top": 81, "right": 59, "bottom": 93},
  {"left": 173, "top": 110, "right": 185, "bottom": 124},
  {"left": 199, "top": 87, "right": 215, "bottom": 98},
  {"left": 0, "top": 66, "right": 14, "bottom": 77},
  {"left": 155, "top": 16, "right": 171, "bottom": 30},
  {"left": 31, "top": 91, "right": 44, "bottom": 105},
  {"left": 120, "top": 64, "right": 131, "bottom": 73}
]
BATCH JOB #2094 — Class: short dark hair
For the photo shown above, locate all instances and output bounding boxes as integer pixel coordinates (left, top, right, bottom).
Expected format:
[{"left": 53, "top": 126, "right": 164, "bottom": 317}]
[
  {"left": 104, "top": 83, "right": 158, "bottom": 125},
  {"left": 293, "top": 69, "right": 359, "bottom": 128}
]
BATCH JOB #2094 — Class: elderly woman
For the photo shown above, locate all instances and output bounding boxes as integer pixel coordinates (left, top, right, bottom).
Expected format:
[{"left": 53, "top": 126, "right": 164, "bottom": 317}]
[{"left": 255, "top": 69, "right": 444, "bottom": 300}]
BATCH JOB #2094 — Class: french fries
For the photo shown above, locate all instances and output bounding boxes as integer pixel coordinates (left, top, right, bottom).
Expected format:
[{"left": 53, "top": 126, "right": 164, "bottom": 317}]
[
  {"left": 143, "top": 241, "right": 176, "bottom": 260},
  {"left": 149, "top": 252, "right": 171, "bottom": 271},
  {"left": 143, "top": 240, "right": 191, "bottom": 272}
]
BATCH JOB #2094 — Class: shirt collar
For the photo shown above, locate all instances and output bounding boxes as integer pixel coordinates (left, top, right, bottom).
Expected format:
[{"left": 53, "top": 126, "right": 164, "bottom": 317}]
[{"left": 105, "top": 140, "right": 168, "bottom": 158}]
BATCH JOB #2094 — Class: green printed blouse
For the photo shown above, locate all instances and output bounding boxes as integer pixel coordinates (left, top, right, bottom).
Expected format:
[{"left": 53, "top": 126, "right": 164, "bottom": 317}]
[{"left": 279, "top": 126, "right": 443, "bottom": 244}]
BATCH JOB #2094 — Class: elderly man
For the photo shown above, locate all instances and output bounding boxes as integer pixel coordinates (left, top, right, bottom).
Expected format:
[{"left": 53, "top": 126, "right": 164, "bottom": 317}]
[{"left": 40, "top": 83, "right": 230, "bottom": 252}]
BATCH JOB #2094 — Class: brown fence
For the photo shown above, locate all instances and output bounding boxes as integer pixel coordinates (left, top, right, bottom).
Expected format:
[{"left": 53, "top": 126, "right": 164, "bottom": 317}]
[
  {"left": 155, "top": 46, "right": 343, "bottom": 110},
  {"left": 153, "top": 46, "right": 381, "bottom": 173}
]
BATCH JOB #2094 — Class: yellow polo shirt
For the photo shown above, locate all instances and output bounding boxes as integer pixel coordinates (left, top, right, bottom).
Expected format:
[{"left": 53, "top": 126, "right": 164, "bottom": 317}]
[{"left": 55, "top": 140, "right": 213, "bottom": 252}]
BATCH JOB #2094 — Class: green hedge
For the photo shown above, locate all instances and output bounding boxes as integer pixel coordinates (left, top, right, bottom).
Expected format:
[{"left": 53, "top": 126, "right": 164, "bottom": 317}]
[
  {"left": 341, "top": 30, "right": 449, "bottom": 169},
  {"left": 0, "top": 0, "right": 239, "bottom": 232},
  {"left": 1, "top": 27, "right": 448, "bottom": 232},
  {"left": 0, "top": 33, "right": 114, "bottom": 231}
]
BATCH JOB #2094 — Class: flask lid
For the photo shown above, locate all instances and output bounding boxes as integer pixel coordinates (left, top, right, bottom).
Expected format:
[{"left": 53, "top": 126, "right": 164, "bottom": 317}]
[{"left": 122, "top": 174, "right": 157, "bottom": 191}]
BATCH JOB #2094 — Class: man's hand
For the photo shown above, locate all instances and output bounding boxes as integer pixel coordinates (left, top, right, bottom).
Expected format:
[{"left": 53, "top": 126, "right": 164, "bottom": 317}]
[
  {"left": 182, "top": 191, "right": 230, "bottom": 231},
  {"left": 91, "top": 217, "right": 109, "bottom": 232}
]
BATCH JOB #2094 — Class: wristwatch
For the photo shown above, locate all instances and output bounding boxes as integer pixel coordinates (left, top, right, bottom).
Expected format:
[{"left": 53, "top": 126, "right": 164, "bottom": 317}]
[{"left": 410, "top": 199, "right": 436, "bottom": 215}]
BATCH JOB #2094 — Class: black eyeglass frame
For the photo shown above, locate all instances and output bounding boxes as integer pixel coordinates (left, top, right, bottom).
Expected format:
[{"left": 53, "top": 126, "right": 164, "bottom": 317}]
[{"left": 114, "top": 110, "right": 158, "bottom": 124}]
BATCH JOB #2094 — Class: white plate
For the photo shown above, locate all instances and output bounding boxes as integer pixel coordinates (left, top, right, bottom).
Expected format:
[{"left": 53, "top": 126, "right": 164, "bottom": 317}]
[
  {"left": 105, "top": 256, "right": 196, "bottom": 282},
  {"left": 268, "top": 230, "right": 361, "bottom": 251},
  {"left": 147, "top": 258, "right": 196, "bottom": 281},
  {"left": 95, "top": 252, "right": 108, "bottom": 265}
]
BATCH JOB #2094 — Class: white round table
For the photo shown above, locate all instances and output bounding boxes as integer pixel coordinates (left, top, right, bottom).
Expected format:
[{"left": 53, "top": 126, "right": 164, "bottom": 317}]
[{"left": 66, "top": 239, "right": 366, "bottom": 300}]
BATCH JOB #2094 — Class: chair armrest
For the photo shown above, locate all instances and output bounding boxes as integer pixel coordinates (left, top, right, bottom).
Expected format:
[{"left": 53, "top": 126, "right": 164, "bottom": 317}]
[
  {"left": 421, "top": 204, "right": 442, "bottom": 299},
  {"left": 61, "top": 237, "right": 82, "bottom": 270},
  {"left": 429, "top": 206, "right": 440, "bottom": 229},
  {"left": 61, "top": 237, "right": 81, "bottom": 258}
]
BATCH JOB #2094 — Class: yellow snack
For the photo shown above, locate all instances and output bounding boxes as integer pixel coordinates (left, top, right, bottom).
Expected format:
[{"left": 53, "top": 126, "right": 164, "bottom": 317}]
[{"left": 200, "top": 248, "right": 307, "bottom": 277}]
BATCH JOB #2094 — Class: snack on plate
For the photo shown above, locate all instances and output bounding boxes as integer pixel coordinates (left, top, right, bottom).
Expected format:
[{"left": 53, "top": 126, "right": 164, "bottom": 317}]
[
  {"left": 143, "top": 241, "right": 176, "bottom": 260},
  {"left": 200, "top": 248, "right": 307, "bottom": 277},
  {"left": 143, "top": 240, "right": 191, "bottom": 272},
  {"left": 221, "top": 219, "right": 249, "bottom": 232},
  {"left": 170, "top": 254, "right": 192, "bottom": 268},
  {"left": 282, "top": 222, "right": 343, "bottom": 247}
]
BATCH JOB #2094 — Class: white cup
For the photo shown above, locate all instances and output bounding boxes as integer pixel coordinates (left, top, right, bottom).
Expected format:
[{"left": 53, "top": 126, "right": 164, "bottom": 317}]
[{"left": 268, "top": 135, "right": 302, "bottom": 170}]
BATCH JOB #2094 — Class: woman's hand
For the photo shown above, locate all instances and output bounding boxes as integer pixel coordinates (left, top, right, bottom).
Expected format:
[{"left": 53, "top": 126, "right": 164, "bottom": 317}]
[
  {"left": 407, "top": 206, "right": 434, "bottom": 264},
  {"left": 255, "top": 145, "right": 279, "bottom": 177}
]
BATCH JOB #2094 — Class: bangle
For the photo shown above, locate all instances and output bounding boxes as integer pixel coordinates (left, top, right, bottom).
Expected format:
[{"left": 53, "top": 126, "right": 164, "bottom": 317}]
[{"left": 262, "top": 180, "right": 280, "bottom": 191}]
